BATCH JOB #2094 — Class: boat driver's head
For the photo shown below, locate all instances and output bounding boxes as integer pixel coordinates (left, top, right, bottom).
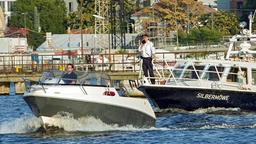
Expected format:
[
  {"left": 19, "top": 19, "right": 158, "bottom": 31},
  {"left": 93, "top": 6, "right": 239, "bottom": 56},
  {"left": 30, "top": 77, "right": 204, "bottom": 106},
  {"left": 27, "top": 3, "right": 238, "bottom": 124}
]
[{"left": 66, "top": 63, "right": 74, "bottom": 73}]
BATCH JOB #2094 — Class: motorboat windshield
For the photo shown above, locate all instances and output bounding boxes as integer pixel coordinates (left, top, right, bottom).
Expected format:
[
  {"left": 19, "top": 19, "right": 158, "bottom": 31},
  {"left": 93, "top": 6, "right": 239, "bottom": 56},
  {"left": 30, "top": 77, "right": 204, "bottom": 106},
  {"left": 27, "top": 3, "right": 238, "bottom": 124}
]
[
  {"left": 78, "top": 72, "right": 111, "bottom": 86},
  {"left": 40, "top": 70, "right": 64, "bottom": 84},
  {"left": 39, "top": 70, "right": 111, "bottom": 86}
]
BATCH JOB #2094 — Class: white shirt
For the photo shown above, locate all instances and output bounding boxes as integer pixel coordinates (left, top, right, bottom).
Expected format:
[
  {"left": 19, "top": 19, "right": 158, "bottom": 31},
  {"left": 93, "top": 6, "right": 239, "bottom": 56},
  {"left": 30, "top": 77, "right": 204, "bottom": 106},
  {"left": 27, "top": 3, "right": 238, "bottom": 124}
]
[{"left": 139, "top": 41, "right": 155, "bottom": 58}]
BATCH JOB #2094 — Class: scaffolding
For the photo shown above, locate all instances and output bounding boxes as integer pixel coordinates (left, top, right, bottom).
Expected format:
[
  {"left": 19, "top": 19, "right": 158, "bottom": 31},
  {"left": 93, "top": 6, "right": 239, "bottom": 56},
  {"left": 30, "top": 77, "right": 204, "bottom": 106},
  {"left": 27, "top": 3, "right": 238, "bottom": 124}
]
[
  {"left": 109, "top": 0, "right": 126, "bottom": 49},
  {"left": 94, "top": 0, "right": 110, "bottom": 34},
  {"left": 94, "top": 0, "right": 128, "bottom": 49}
]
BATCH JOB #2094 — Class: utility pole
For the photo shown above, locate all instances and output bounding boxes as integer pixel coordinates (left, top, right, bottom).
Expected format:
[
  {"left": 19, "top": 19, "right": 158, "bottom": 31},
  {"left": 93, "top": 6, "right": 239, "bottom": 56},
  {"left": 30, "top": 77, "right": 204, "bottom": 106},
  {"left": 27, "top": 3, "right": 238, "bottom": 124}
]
[
  {"left": 34, "top": 6, "right": 40, "bottom": 32},
  {"left": 22, "top": 12, "right": 27, "bottom": 29},
  {"left": 22, "top": 12, "right": 27, "bottom": 38},
  {"left": 187, "top": 6, "right": 190, "bottom": 34},
  {"left": 211, "top": 7, "right": 213, "bottom": 30},
  {"left": 175, "top": 0, "right": 179, "bottom": 48},
  {"left": 80, "top": 0, "right": 84, "bottom": 61}
]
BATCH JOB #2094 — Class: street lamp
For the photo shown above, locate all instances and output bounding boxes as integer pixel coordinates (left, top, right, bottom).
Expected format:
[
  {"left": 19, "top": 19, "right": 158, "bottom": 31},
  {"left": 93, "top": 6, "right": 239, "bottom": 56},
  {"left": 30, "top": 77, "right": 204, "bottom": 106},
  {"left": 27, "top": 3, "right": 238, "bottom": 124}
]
[
  {"left": 93, "top": 14, "right": 105, "bottom": 48},
  {"left": 93, "top": 14, "right": 105, "bottom": 20},
  {"left": 93, "top": 14, "right": 106, "bottom": 63},
  {"left": 151, "top": 0, "right": 160, "bottom": 46},
  {"left": 21, "top": 12, "right": 28, "bottom": 38},
  {"left": 79, "top": 0, "right": 84, "bottom": 61},
  {"left": 175, "top": 0, "right": 179, "bottom": 49},
  {"left": 21, "top": 12, "right": 27, "bottom": 29}
]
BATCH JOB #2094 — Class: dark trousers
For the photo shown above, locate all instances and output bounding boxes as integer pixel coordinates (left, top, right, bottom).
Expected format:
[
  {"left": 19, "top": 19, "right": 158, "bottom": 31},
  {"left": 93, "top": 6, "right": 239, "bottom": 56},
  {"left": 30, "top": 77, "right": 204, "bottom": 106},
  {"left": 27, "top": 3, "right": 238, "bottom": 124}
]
[{"left": 142, "top": 57, "right": 155, "bottom": 84}]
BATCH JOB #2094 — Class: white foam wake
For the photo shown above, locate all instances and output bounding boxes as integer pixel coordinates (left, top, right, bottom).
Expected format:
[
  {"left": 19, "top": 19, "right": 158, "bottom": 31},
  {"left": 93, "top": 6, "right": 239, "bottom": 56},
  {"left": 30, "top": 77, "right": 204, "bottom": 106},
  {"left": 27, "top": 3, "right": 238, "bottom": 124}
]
[
  {"left": 44, "top": 114, "right": 151, "bottom": 132},
  {"left": 0, "top": 115, "right": 42, "bottom": 134},
  {"left": 0, "top": 114, "right": 155, "bottom": 134},
  {"left": 191, "top": 107, "right": 241, "bottom": 114}
]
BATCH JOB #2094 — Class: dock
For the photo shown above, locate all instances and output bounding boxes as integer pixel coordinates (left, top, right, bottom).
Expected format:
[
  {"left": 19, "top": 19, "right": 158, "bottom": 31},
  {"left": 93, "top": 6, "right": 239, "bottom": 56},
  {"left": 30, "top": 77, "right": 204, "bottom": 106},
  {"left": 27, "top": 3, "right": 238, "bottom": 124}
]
[{"left": 0, "top": 48, "right": 226, "bottom": 95}]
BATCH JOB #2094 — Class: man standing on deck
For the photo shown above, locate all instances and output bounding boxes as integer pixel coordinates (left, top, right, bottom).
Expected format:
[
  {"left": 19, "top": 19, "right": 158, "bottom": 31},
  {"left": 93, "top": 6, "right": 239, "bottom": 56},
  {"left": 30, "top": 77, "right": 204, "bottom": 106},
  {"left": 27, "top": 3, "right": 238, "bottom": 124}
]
[{"left": 139, "top": 34, "right": 156, "bottom": 84}]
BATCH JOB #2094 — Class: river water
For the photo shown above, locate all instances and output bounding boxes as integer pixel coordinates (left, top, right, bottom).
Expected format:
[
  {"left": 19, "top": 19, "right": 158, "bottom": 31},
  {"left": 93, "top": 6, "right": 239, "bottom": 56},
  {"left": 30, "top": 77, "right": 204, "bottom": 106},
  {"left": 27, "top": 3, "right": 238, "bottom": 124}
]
[{"left": 1, "top": 95, "right": 256, "bottom": 144}]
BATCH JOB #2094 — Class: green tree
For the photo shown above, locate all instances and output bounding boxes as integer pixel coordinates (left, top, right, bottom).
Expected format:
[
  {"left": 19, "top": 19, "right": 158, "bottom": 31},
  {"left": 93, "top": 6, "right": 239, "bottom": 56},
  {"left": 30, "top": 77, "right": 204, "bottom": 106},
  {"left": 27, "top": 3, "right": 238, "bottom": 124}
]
[
  {"left": 66, "top": 0, "right": 137, "bottom": 33},
  {"left": 67, "top": 1, "right": 94, "bottom": 29},
  {"left": 8, "top": 0, "right": 67, "bottom": 49},
  {"left": 148, "top": 0, "right": 205, "bottom": 32},
  {"left": 181, "top": 27, "right": 222, "bottom": 44},
  {"left": 200, "top": 11, "right": 239, "bottom": 35}
]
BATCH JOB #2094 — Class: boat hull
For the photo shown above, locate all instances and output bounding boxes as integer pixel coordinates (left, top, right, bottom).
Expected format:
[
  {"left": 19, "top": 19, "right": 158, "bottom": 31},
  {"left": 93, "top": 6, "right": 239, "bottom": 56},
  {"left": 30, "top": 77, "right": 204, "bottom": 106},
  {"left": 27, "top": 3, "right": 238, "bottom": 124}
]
[
  {"left": 140, "top": 85, "right": 256, "bottom": 111},
  {"left": 24, "top": 95, "right": 155, "bottom": 128}
]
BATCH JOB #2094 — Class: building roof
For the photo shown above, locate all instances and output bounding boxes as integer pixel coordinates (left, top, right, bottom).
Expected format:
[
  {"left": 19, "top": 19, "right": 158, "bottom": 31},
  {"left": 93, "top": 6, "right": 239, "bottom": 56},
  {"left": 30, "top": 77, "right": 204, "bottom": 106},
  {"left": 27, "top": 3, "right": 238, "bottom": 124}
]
[
  {"left": 198, "top": 0, "right": 217, "bottom": 7},
  {"left": 37, "top": 34, "right": 138, "bottom": 53}
]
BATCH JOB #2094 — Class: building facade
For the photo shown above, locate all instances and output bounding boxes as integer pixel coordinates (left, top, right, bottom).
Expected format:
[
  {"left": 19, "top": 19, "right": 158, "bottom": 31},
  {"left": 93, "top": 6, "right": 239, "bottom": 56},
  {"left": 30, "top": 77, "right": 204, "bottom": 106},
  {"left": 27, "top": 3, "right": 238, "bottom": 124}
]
[
  {"left": 217, "top": 0, "right": 248, "bottom": 17},
  {"left": 0, "top": 0, "right": 15, "bottom": 26},
  {"left": 64, "top": 0, "right": 79, "bottom": 13},
  {"left": 198, "top": 0, "right": 217, "bottom": 8}
]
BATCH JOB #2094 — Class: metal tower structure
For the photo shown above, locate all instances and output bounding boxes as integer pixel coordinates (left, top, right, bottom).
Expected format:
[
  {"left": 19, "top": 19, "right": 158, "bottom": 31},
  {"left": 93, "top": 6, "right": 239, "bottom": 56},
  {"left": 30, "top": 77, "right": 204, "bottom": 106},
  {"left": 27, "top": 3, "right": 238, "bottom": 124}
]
[
  {"left": 94, "top": 0, "right": 127, "bottom": 49},
  {"left": 110, "top": 0, "right": 126, "bottom": 49},
  {"left": 94, "top": 0, "right": 110, "bottom": 34}
]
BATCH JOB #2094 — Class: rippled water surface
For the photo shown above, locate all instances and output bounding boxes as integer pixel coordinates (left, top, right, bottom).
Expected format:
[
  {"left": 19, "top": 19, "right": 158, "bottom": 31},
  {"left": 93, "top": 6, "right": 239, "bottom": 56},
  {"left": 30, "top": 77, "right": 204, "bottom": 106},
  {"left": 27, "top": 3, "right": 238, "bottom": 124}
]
[{"left": 1, "top": 95, "right": 256, "bottom": 143}]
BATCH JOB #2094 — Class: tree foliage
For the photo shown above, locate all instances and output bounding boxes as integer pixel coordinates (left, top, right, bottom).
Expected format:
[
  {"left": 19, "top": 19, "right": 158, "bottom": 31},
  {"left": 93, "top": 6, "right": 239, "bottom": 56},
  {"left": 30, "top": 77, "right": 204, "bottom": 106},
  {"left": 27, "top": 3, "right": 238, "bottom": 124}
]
[
  {"left": 200, "top": 11, "right": 239, "bottom": 35},
  {"left": 67, "top": 1, "right": 94, "bottom": 29},
  {"left": 66, "top": 0, "right": 136, "bottom": 33},
  {"left": 149, "top": 0, "right": 205, "bottom": 32},
  {"left": 8, "top": 0, "right": 67, "bottom": 49},
  {"left": 179, "top": 27, "right": 223, "bottom": 44},
  {"left": 179, "top": 11, "right": 239, "bottom": 44}
]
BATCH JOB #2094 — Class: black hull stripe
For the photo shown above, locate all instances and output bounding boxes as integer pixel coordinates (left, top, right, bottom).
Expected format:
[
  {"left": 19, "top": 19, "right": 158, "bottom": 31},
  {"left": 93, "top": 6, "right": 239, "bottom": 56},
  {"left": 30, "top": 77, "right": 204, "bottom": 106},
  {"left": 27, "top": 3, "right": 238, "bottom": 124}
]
[{"left": 141, "top": 86, "right": 256, "bottom": 111}]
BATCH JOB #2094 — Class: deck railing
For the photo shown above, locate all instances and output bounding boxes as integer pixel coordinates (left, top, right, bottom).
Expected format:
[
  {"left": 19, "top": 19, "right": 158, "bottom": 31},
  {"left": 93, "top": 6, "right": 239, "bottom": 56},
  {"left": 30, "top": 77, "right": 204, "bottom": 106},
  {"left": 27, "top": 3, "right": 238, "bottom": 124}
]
[{"left": 0, "top": 52, "right": 176, "bottom": 73}]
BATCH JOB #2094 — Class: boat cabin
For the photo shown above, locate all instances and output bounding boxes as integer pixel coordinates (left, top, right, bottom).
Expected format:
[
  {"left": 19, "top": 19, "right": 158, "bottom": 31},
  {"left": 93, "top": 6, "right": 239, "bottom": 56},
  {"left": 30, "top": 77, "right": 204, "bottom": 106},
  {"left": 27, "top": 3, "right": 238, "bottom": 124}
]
[{"left": 165, "top": 60, "right": 256, "bottom": 91}]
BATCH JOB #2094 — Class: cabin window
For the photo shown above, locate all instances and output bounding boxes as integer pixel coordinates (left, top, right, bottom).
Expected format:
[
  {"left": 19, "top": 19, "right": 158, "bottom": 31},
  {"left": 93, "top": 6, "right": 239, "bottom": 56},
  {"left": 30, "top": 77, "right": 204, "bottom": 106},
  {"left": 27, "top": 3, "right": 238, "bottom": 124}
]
[
  {"left": 182, "top": 65, "right": 203, "bottom": 79},
  {"left": 203, "top": 66, "right": 224, "bottom": 81},
  {"left": 227, "top": 67, "right": 247, "bottom": 83},
  {"left": 183, "top": 66, "right": 194, "bottom": 79},
  {"left": 227, "top": 67, "right": 238, "bottom": 82},
  {"left": 252, "top": 69, "right": 256, "bottom": 85},
  {"left": 173, "top": 65, "right": 184, "bottom": 78},
  {"left": 195, "top": 65, "right": 205, "bottom": 78}
]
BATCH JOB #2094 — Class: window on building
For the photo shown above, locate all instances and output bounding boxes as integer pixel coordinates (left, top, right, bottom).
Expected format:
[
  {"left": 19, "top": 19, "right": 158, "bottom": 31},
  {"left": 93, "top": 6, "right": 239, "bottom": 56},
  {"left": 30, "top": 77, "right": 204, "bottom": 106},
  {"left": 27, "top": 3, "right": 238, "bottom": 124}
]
[
  {"left": 69, "top": 2, "right": 73, "bottom": 13},
  {"left": 7, "top": 1, "right": 15, "bottom": 11},
  {"left": 237, "top": 1, "right": 243, "bottom": 9},
  {"left": 0, "top": 2, "right": 5, "bottom": 11}
]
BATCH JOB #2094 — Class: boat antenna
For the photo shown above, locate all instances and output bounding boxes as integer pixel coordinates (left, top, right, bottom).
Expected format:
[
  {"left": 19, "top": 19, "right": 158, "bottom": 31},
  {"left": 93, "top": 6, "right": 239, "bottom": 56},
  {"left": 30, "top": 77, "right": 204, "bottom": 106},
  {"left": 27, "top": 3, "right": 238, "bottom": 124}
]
[{"left": 249, "top": 10, "right": 256, "bottom": 36}]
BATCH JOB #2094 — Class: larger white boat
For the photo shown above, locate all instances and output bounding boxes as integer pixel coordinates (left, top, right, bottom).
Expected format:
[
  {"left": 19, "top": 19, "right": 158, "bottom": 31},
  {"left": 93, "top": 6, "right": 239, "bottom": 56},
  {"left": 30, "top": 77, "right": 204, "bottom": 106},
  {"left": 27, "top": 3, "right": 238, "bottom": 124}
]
[
  {"left": 22, "top": 71, "right": 156, "bottom": 129},
  {"left": 139, "top": 11, "right": 256, "bottom": 112}
]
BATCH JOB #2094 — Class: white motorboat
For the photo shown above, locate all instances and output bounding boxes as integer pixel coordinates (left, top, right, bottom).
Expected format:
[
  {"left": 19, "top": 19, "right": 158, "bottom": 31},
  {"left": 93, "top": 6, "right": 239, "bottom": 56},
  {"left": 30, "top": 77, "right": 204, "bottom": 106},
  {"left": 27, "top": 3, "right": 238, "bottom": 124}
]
[{"left": 22, "top": 71, "right": 155, "bottom": 129}]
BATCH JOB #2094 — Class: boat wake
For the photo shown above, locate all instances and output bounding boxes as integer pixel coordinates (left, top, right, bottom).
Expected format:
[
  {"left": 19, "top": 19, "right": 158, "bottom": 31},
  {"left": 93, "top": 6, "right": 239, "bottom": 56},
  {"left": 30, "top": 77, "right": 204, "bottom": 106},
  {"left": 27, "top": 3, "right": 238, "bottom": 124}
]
[
  {"left": 155, "top": 107, "right": 251, "bottom": 115},
  {"left": 190, "top": 107, "right": 244, "bottom": 115},
  {"left": 0, "top": 114, "right": 152, "bottom": 134},
  {"left": 0, "top": 115, "right": 42, "bottom": 134},
  {"left": 159, "top": 123, "right": 256, "bottom": 131},
  {"left": 41, "top": 113, "right": 146, "bottom": 132}
]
